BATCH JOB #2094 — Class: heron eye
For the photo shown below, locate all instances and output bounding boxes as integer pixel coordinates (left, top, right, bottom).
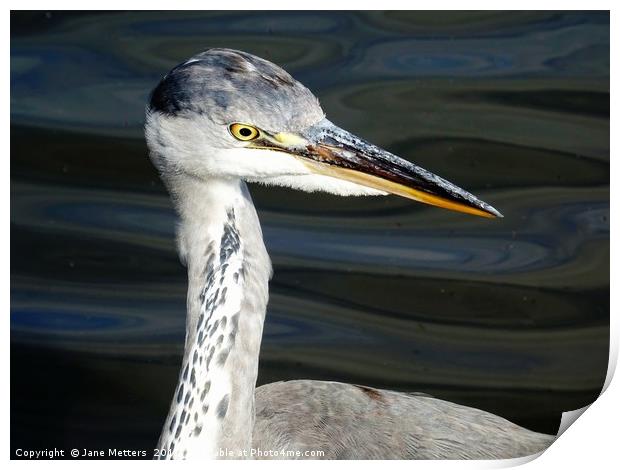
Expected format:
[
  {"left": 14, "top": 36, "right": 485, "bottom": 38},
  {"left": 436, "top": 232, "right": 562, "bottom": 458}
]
[{"left": 229, "top": 123, "right": 260, "bottom": 141}]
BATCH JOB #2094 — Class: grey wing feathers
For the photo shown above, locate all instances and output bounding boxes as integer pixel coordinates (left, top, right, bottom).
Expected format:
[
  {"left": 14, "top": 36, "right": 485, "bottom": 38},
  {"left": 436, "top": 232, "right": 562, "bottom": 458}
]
[{"left": 253, "top": 380, "right": 554, "bottom": 460}]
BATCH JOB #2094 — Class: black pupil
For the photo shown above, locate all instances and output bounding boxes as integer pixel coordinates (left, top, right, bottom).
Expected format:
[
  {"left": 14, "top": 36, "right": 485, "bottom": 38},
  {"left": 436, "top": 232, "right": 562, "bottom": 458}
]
[{"left": 239, "top": 127, "right": 252, "bottom": 137}]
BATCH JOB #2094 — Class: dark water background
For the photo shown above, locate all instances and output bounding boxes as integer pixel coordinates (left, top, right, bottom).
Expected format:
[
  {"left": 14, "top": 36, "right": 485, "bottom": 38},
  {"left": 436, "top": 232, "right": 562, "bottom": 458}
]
[{"left": 11, "top": 11, "right": 609, "bottom": 458}]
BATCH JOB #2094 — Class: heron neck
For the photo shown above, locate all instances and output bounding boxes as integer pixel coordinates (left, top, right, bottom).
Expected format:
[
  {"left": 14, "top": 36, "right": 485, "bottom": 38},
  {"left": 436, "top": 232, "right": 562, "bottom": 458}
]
[{"left": 158, "top": 176, "right": 271, "bottom": 459}]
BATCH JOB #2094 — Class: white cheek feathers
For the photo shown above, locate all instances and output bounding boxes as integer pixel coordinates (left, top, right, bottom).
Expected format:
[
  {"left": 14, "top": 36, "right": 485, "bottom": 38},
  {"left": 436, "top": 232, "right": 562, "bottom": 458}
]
[
  {"left": 208, "top": 147, "right": 311, "bottom": 179},
  {"left": 146, "top": 111, "right": 386, "bottom": 198},
  {"left": 252, "top": 173, "right": 387, "bottom": 197},
  {"left": 213, "top": 147, "right": 387, "bottom": 196}
]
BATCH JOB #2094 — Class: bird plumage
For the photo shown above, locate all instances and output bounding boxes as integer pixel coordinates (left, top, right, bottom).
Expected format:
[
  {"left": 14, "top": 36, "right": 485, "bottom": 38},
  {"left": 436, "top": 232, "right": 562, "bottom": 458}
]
[
  {"left": 254, "top": 380, "right": 553, "bottom": 459},
  {"left": 146, "top": 48, "right": 553, "bottom": 460}
]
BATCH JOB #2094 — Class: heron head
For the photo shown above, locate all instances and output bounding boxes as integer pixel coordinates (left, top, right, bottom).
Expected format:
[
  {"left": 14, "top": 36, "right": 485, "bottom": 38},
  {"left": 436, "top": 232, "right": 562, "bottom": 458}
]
[{"left": 145, "top": 48, "right": 501, "bottom": 218}]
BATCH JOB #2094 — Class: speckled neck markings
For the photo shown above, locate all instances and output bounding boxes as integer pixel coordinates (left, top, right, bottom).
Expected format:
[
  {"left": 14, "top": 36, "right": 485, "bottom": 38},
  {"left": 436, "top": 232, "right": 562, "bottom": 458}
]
[{"left": 156, "top": 177, "right": 270, "bottom": 459}]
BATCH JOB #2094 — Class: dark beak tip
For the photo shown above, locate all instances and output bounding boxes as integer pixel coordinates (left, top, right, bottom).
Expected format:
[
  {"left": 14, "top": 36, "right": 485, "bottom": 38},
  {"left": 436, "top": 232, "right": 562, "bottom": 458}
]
[{"left": 486, "top": 206, "right": 503, "bottom": 218}]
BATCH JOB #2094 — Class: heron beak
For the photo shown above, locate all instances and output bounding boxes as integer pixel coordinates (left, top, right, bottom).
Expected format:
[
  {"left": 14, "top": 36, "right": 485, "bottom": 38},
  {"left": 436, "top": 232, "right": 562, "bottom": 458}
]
[{"left": 268, "top": 120, "right": 502, "bottom": 218}]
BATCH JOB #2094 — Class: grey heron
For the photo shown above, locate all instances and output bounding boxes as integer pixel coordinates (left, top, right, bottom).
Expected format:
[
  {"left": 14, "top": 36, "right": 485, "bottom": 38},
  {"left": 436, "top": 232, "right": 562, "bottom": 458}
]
[{"left": 145, "top": 48, "right": 554, "bottom": 459}]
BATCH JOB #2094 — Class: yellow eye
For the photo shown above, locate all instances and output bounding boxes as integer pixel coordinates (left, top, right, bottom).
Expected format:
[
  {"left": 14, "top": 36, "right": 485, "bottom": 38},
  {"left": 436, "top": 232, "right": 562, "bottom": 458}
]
[{"left": 229, "top": 123, "right": 260, "bottom": 141}]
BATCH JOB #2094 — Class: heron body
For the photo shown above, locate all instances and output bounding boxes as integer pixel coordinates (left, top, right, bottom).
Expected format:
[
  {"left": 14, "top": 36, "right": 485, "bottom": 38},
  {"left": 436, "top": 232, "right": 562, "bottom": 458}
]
[{"left": 145, "top": 48, "right": 554, "bottom": 459}]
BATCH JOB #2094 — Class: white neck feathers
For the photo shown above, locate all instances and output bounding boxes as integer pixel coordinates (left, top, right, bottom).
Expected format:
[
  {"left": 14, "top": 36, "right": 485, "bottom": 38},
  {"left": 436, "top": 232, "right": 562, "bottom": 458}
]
[{"left": 157, "top": 176, "right": 271, "bottom": 459}]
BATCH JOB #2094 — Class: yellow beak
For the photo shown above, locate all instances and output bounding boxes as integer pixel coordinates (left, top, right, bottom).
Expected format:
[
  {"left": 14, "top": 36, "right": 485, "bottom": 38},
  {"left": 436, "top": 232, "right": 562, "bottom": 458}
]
[{"left": 263, "top": 121, "right": 502, "bottom": 219}]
